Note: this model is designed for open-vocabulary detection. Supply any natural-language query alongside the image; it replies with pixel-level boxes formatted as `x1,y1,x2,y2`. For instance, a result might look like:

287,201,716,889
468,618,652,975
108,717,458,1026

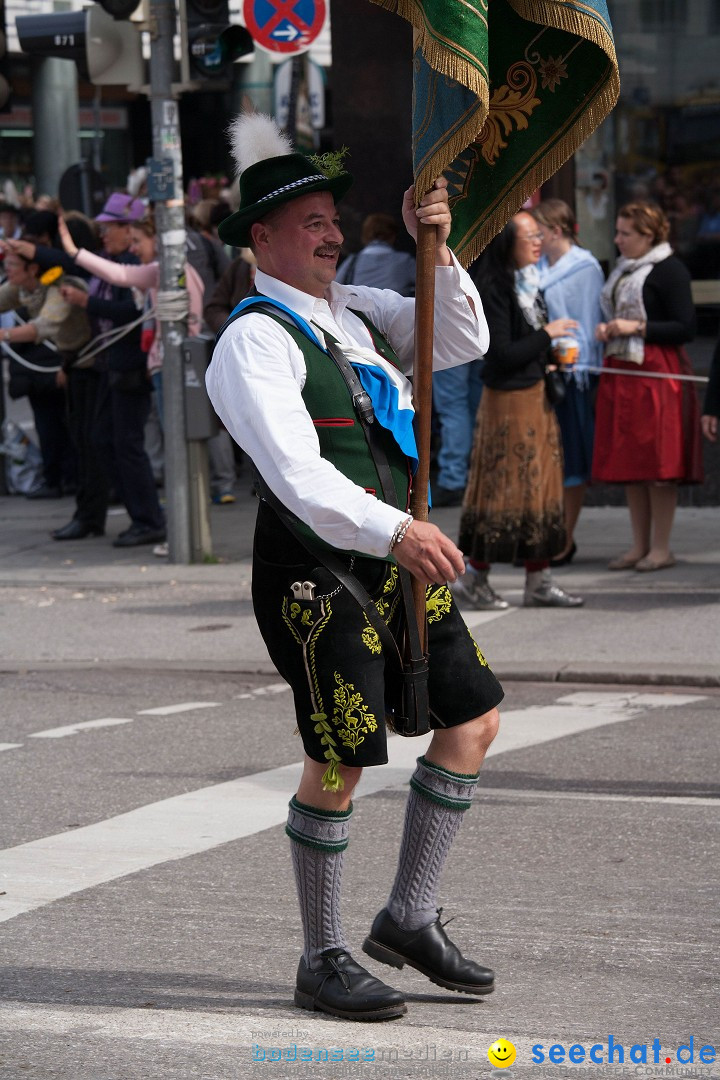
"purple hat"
95,193,146,223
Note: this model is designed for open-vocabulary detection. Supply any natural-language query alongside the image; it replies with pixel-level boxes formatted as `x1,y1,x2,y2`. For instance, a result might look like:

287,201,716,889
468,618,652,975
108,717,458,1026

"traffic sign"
242,0,326,55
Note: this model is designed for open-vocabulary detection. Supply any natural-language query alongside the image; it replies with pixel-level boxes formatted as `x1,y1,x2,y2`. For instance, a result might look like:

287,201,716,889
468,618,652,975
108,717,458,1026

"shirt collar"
253,268,356,327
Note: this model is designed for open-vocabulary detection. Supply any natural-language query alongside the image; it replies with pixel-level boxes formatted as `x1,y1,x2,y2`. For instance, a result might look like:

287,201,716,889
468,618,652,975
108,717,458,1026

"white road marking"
7,688,285,751
137,701,221,715
557,691,708,708
478,788,720,807
29,718,134,740
0,692,706,926
462,607,515,628
0,1004,545,1063
0,743,23,753
234,682,291,698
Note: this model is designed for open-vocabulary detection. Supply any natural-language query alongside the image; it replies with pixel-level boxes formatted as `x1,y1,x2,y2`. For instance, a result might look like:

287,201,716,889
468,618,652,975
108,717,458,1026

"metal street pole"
148,0,192,563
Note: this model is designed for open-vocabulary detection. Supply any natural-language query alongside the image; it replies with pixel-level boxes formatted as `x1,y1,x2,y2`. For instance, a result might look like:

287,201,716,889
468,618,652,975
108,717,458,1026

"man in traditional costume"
206,115,504,1022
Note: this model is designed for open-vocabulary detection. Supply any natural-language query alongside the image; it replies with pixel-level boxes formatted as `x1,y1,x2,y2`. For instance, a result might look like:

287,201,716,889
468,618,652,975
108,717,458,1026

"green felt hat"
218,152,353,248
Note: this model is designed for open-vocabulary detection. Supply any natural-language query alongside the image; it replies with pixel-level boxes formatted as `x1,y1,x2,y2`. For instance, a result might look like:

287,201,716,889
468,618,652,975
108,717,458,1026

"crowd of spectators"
1,174,718,579
0,174,253,551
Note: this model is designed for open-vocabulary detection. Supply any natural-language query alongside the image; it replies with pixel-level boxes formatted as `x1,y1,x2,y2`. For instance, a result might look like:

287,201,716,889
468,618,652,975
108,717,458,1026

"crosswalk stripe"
0,1004,547,1062
29,718,134,740
477,788,720,807
137,701,222,715
0,693,706,925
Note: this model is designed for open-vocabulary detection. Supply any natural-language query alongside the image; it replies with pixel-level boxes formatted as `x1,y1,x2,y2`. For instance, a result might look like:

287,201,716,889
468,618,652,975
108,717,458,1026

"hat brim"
218,173,353,248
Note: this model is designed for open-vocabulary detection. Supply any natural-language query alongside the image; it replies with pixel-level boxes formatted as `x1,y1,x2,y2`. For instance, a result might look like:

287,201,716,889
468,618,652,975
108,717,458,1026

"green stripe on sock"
285,824,349,853
409,776,472,812
289,795,353,820
418,755,479,783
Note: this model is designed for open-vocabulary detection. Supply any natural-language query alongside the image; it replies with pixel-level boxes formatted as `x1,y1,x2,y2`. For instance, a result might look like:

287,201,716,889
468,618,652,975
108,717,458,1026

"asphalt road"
1,669,718,1080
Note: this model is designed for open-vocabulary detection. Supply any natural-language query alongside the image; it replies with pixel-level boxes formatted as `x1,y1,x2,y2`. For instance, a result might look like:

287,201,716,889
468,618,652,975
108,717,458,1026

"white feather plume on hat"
228,113,293,177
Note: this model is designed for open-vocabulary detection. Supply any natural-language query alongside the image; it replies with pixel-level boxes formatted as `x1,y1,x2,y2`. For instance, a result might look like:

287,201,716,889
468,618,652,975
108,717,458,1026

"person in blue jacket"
535,199,605,565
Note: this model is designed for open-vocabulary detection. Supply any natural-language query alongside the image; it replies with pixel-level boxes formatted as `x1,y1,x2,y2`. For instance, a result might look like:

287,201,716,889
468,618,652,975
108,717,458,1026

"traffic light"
179,0,253,85
16,4,144,88
97,0,142,18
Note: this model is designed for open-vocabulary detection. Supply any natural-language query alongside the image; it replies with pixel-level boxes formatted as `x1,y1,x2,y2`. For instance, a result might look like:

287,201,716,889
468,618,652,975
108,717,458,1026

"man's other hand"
393,519,466,585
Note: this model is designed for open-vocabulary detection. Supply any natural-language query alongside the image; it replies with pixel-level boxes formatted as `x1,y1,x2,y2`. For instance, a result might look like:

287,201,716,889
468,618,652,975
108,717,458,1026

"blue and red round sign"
243,0,327,55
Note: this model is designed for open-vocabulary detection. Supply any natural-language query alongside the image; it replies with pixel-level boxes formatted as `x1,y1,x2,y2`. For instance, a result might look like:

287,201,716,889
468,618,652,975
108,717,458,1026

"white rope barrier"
156,289,190,322
0,278,197,375
0,342,62,373
0,313,63,372
586,365,708,385
75,306,155,364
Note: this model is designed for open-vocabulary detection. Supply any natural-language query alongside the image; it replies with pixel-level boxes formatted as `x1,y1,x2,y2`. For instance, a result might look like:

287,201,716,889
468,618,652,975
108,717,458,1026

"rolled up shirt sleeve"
206,314,406,557
332,250,489,374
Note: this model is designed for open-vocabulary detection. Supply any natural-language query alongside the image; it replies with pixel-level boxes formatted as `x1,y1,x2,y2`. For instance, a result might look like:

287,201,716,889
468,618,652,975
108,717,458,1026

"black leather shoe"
27,484,62,500
294,949,407,1021
363,908,495,995
112,526,166,548
51,520,104,541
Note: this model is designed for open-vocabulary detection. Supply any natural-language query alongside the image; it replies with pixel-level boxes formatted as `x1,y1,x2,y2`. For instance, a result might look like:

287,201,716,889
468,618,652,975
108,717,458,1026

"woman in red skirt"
593,202,703,571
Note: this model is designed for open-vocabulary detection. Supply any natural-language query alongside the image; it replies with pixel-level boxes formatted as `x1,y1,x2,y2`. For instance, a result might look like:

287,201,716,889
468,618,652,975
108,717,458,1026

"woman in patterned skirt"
453,211,584,609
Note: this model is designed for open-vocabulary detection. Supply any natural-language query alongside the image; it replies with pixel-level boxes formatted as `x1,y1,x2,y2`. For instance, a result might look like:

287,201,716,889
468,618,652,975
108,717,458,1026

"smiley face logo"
488,1038,517,1068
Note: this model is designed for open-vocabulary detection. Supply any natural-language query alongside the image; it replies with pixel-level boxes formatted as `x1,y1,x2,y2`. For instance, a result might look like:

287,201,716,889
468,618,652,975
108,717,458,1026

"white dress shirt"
206,254,488,558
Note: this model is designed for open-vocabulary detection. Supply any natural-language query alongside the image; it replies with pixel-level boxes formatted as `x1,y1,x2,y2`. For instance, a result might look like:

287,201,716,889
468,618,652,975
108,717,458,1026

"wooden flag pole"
409,219,437,649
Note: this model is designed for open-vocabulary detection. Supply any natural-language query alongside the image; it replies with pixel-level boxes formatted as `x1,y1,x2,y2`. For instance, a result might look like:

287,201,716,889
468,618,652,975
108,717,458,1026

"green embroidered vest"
258,309,412,559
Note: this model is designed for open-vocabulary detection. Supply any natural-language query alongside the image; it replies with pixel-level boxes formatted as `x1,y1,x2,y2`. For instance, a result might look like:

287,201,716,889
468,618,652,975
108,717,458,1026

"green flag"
370,0,620,266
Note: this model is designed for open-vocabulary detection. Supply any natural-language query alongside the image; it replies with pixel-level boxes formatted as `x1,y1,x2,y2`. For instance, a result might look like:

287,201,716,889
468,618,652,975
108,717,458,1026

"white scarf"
514,264,546,330
600,242,672,364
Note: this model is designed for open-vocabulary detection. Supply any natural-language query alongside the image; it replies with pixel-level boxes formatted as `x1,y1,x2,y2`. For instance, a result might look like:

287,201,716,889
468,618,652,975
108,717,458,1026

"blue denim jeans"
432,360,484,491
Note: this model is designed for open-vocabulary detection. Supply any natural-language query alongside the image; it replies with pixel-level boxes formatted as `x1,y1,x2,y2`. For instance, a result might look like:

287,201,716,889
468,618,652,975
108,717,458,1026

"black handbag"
544,367,567,407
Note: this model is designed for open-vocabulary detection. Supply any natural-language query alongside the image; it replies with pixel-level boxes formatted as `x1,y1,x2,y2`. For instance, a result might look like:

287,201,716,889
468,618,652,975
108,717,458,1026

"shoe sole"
112,536,166,548
362,937,494,996
294,988,407,1021
52,530,104,540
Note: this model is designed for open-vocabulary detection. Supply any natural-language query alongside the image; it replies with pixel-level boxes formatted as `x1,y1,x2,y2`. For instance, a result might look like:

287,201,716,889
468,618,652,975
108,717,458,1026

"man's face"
99,221,132,255
252,191,343,298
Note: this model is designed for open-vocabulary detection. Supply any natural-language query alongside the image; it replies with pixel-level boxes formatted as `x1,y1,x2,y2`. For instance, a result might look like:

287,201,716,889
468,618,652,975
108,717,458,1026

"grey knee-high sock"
387,756,479,931
286,796,351,969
